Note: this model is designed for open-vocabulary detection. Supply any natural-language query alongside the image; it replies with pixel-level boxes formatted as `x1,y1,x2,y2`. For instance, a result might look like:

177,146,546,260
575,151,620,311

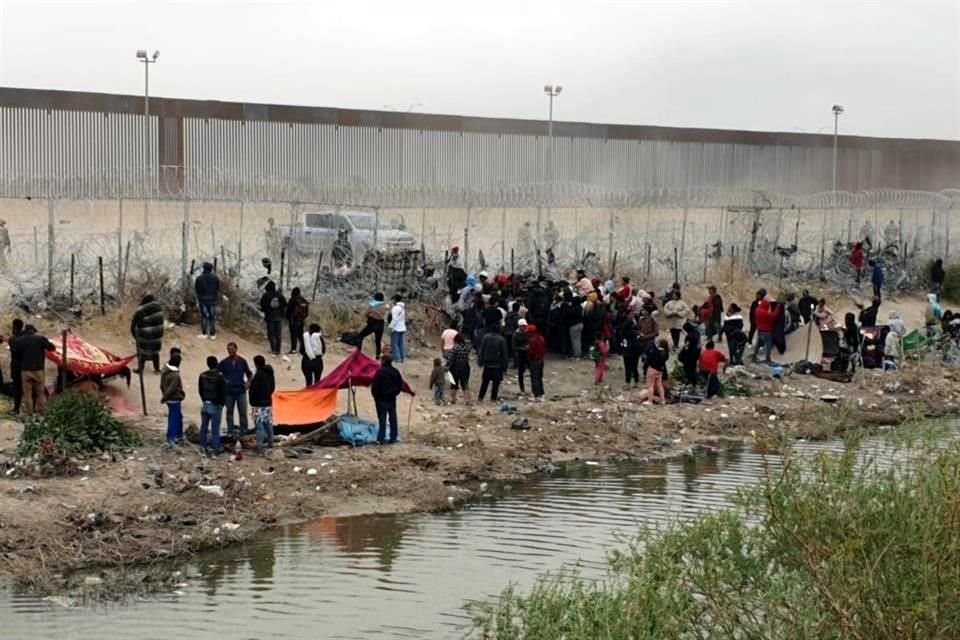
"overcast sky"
1,0,958,139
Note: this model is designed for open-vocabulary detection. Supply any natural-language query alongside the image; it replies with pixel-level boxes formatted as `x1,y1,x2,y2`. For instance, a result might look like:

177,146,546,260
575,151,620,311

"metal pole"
98,256,105,315
181,200,189,293
832,110,839,192
47,199,54,295
59,330,68,393
501,207,506,270
679,207,689,283
69,254,75,307
117,198,123,293
143,58,150,229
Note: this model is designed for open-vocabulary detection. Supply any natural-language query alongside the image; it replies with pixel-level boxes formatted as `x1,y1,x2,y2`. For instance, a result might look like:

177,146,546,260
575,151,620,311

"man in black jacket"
478,330,509,402
194,262,220,340
249,355,276,451
371,354,403,444
197,356,226,454
11,324,55,416
259,281,286,356
747,289,767,345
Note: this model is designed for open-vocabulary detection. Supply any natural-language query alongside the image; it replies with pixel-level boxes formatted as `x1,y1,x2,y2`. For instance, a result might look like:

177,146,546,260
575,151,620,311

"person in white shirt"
389,295,407,363
301,323,326,386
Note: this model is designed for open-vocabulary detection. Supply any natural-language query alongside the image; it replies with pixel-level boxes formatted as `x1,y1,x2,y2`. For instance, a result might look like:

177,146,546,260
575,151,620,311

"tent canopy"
312,349,415,396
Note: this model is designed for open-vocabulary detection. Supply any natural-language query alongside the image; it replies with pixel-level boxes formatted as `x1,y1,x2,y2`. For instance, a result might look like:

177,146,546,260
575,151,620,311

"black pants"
669,328,682,349
301,356,323,387
358,318,385,357
624,349,641,384
478,367,503,402
705,372,721,398
11,366,21,413
289,320,305,354
529,360,544,398
515,350,528,393
136,353,160,373
266,319,283,355
873,284,882,302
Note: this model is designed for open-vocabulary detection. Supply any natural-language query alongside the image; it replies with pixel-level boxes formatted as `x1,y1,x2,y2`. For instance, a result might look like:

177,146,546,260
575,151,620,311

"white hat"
518,318,528,327
478,270,489,279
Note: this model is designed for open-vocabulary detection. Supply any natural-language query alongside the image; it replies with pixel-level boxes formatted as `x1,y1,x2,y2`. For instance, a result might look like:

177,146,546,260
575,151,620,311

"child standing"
698,340,727,399
160,351,185,448
591,335,609,384
429,357,446,405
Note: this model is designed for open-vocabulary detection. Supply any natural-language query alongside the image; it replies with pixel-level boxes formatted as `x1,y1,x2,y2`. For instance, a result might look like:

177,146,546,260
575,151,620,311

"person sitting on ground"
643,338,669,404
699,340,727,399
429,357,446,405
526,323,547,401
371,354,403,444
445,333,472,404
478,327,509,402
722,303,747,366
663,289,691,350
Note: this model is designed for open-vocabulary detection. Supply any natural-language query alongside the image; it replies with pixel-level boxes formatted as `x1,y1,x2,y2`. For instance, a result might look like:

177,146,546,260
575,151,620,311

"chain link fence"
0,174,956,320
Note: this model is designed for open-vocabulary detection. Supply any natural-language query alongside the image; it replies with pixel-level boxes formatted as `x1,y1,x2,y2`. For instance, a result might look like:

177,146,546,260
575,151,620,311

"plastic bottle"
234,439,243,461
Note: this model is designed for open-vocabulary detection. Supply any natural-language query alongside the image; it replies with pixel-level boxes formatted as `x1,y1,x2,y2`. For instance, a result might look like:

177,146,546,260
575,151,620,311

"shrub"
18,392,141,457
469,429,960,639
940,263,960,304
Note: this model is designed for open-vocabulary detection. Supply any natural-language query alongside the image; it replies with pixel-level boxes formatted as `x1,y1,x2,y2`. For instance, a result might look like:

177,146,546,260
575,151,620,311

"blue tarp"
338,414,380,446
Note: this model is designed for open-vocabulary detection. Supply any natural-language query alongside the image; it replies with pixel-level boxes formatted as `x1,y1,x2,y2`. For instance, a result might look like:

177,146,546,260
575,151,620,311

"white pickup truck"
277,209,416,257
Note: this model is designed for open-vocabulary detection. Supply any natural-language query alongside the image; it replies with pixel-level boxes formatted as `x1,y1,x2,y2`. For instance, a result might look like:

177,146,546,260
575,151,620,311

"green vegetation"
18,391,141,457
469,429,960,639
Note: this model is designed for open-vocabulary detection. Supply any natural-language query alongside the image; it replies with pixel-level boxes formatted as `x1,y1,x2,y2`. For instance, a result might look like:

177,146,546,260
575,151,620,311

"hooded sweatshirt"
755,300,775,333
248,365,276,407
302,330,326,360
389,301,407,332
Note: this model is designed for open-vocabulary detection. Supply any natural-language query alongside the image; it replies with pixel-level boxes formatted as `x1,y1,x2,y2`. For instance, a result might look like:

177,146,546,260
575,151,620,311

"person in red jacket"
753,298,776,364
526,324,547,402
849,242,865,287
698,341,727,399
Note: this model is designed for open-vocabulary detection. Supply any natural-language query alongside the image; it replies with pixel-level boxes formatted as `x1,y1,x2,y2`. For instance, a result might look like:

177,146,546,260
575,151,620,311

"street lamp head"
136,49,147,59
544,84,553,94
152,50,160,61
832,104,844,115
555,85,563,95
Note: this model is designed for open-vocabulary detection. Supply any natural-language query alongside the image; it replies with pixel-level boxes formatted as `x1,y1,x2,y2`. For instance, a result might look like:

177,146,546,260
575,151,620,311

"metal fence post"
464,206,471,272
237,200,244,282
47,198,55,295
117,198,124,294
181,199,190,294
679,207,689,283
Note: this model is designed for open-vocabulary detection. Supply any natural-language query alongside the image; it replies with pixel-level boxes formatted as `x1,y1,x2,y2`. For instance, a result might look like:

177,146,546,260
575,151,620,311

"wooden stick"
59,329,68,392
98,256,105,316
312,251,324,300
278,416,342,448
69,254,75,307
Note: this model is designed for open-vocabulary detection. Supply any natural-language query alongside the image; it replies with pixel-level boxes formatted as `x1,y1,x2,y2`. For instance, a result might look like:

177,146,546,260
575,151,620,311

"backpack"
269,295,281,310
293,298,309,321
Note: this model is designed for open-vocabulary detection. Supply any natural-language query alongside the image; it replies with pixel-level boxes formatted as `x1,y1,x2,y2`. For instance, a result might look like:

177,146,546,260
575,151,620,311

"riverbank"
0,297,957,592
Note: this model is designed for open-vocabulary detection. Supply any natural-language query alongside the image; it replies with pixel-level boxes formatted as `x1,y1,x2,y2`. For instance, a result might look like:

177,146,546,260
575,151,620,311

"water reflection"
3,446,791,640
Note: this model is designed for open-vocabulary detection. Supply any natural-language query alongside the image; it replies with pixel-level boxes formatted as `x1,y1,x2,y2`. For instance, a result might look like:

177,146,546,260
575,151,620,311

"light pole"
137,49,159,226
831,104,844,192
542,85,562,255
543,84,562,185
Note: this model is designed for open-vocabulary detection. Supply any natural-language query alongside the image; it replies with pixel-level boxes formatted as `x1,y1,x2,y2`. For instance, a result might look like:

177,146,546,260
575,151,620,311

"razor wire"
0,172,956,319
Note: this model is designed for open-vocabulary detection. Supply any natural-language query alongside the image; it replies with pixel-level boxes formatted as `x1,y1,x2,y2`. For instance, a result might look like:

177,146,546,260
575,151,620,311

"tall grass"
468,428,960,639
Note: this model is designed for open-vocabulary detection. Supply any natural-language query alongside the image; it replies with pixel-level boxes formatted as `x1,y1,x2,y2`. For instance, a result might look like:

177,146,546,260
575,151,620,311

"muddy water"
1,444,838,639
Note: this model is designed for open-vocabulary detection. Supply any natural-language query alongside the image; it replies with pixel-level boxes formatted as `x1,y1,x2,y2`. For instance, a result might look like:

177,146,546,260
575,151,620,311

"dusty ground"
0,284,956,593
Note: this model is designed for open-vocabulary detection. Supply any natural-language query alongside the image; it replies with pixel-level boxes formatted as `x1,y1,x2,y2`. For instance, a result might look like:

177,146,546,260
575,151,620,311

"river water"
1,442,841,639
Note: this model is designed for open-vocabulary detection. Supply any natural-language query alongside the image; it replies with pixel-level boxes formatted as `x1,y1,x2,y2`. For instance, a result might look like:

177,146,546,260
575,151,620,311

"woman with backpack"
301,322,326,386
286,287,309,355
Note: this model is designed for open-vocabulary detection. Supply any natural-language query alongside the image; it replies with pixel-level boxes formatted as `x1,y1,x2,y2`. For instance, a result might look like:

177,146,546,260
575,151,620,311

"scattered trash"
585,461,600,466
222,522,240,531
306,468,318,476
510,418,530,431
83,576,103,586
198,485,224,497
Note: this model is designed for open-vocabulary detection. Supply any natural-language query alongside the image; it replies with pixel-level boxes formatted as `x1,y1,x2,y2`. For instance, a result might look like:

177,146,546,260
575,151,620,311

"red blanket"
45,333,135,377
